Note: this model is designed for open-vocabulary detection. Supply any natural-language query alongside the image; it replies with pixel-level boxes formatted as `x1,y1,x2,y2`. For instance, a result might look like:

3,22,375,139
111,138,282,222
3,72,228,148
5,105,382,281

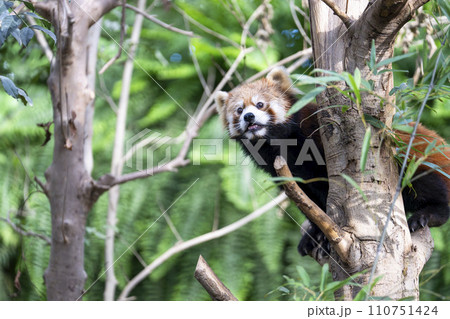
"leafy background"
0,0,449,300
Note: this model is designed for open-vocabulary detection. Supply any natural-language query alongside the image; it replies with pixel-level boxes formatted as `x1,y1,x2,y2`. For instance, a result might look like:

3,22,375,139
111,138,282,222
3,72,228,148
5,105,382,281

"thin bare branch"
0,216,51,245
289,0,311,45
125,3,196,37
240,3,265,47
99,0,126,75
98,75,118,113
103,0,147,301
274,156,351,262
195,255,238,301
34,176,49,196
183,16,211,96
158,201,183,242
321,0,353,28
117,193,288,300
245,48,312,83
26,16,54,62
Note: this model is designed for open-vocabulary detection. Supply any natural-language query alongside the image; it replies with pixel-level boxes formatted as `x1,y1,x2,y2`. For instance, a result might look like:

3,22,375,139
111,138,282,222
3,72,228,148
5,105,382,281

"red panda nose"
244,113,255,123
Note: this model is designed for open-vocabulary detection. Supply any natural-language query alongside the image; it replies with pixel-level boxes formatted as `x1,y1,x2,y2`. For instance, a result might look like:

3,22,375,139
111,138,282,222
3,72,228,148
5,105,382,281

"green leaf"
392,124,413,133
354,276,382,300
11,28,21,45
341,173,368,201
278,286,290,294
360,126,371,172
319,263,329,292
402,157,424,188
424,139,437,155
375,52,416,68
312,69,344,79
17,88,33,106
292,74,342,86
23,1,35,12
364,114,386,129
361,78,373,90
20,27,34,47
0,75,18,98
296,266,311,287
30,25,56,44
1,15,21,38
377,69,408,75
354,68,361,89
288,86,326,115
24,12,45,20
369,39,376,74
346,72,361,104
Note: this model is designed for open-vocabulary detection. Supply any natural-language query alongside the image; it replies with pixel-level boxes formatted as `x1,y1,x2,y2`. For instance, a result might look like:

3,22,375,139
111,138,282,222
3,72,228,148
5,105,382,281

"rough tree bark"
34,0,118,301
307,0,434,299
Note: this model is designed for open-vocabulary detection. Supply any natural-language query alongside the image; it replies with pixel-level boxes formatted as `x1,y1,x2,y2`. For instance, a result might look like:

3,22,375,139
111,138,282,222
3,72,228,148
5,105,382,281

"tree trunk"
36,0,118,301
308,0,433,299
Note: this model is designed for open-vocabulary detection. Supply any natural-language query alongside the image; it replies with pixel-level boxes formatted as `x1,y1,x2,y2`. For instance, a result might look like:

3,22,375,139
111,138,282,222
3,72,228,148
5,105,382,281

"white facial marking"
227,113,238,136
270,100,287,123
251,95,259,105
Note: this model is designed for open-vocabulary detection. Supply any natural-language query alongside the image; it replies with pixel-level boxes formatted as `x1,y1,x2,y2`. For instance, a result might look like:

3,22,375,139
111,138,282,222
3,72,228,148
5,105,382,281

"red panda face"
215,67,298,140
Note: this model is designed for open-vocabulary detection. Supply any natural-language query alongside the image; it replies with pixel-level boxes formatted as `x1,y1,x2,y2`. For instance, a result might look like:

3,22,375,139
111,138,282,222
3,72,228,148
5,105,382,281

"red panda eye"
256,102,264,109
237,107,243,114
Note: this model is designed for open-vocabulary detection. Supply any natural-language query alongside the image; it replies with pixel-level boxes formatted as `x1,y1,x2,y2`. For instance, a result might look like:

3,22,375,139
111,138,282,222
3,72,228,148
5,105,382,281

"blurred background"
0,0,449,300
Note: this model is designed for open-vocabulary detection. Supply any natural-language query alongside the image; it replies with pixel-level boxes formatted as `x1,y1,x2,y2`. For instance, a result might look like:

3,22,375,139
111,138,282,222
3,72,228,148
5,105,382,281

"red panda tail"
394,123,450,198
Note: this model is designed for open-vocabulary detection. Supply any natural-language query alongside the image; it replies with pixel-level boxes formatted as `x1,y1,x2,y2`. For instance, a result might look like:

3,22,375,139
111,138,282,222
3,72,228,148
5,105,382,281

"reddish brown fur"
395,123,450,196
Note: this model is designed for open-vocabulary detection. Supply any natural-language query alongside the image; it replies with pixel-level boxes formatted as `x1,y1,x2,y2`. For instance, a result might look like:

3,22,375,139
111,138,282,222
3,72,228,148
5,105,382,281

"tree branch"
117,193,287,300
31,0,57,22
194,255,238,301
88,0,122,26
289,0,311,45
0,216,51,245
356,0,430,42
103,0,148,301
99,0,126,75
321,0,353,28
274,156,351,262
26,16,54,62
244,48,312,83
125,4,196,37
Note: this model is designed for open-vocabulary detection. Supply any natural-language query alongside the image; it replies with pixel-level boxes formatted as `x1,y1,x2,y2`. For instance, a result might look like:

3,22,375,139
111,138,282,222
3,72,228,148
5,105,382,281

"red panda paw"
408,214,429,233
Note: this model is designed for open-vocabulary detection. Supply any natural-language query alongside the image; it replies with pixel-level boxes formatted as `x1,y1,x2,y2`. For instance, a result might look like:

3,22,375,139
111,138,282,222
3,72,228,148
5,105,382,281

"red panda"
215,67,450,256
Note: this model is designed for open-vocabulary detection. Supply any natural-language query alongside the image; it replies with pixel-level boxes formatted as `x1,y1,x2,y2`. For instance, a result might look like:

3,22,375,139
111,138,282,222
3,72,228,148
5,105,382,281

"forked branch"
274,156,351,262
321,0,353,28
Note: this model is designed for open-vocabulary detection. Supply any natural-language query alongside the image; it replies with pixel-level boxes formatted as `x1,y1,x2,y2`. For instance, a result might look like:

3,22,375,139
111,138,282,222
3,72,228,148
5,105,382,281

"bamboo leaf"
319,263,329,292
288,86,326,115
341,174,368,201
360,126,371,172
296,266,311,287
375,52,416,68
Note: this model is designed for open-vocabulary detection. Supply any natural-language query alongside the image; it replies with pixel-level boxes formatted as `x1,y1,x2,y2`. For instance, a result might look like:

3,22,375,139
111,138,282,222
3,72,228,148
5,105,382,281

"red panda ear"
215,91,229,113
266,67,295,93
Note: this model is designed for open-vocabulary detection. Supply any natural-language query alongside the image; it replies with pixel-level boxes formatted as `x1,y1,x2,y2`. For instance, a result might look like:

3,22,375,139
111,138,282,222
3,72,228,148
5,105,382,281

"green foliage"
268,264,377,301
0,0,448,302
0,0,55,105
